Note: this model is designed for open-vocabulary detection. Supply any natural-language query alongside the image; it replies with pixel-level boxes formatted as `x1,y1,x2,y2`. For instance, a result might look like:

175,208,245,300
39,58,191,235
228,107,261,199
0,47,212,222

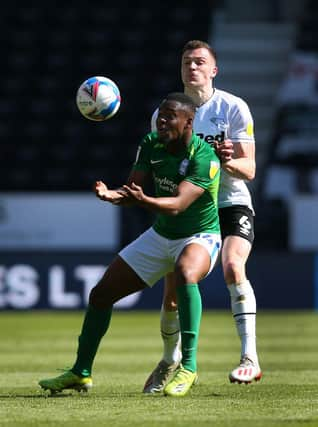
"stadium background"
1,0,317,310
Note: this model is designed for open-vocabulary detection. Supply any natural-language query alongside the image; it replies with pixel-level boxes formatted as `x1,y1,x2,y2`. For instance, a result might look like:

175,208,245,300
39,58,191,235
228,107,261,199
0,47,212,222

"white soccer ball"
76,76,121,121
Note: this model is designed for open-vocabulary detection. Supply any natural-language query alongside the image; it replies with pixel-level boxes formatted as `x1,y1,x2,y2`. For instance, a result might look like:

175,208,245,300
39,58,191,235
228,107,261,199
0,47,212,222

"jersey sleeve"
185,148,220,190
229,98,255,144
132,134,152,172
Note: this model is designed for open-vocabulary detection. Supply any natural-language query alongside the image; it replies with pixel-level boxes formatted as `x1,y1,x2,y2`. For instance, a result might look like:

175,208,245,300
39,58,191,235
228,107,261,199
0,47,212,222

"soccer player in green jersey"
39,92,221,397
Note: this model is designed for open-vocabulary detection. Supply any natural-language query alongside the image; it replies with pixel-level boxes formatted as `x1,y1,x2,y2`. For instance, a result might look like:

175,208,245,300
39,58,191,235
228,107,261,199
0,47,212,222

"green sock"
176,283,202,372
72,304,112,377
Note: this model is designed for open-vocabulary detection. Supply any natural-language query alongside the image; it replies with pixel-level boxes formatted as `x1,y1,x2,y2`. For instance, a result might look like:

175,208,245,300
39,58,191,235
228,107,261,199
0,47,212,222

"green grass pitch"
0,310,317,427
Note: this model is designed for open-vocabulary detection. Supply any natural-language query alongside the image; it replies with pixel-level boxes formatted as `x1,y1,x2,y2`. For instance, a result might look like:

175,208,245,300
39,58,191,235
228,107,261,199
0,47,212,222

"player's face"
156,101,192,144
181,47,218,90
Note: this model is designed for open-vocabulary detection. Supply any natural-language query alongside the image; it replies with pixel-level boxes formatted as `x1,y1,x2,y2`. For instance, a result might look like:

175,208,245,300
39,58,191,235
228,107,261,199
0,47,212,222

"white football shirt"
151,88,255,211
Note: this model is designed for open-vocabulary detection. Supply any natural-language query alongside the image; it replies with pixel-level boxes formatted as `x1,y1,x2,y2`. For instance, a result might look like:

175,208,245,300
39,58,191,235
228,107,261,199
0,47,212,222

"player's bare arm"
219,141,255,181
123,180,204,215
94,170,149,205
94,181,126,203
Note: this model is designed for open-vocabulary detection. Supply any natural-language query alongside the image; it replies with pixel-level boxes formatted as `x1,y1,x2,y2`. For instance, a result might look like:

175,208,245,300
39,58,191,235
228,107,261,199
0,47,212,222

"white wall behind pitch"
0,193,120,250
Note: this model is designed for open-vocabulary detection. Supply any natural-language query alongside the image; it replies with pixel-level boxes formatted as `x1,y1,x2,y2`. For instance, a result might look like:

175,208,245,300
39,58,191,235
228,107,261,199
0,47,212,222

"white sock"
228,280,259,365
160,306,181,365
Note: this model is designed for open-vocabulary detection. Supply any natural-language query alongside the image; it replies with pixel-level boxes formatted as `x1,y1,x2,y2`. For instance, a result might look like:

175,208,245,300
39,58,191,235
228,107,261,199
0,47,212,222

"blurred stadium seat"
257,0,318,248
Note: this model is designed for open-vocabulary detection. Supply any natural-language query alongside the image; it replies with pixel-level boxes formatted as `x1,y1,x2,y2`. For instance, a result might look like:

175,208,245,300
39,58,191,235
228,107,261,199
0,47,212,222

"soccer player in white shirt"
143,40,262,393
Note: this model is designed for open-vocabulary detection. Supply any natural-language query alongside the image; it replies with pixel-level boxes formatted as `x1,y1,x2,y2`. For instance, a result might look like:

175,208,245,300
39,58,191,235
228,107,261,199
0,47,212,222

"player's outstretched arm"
123,180,204,215
94,170,149,205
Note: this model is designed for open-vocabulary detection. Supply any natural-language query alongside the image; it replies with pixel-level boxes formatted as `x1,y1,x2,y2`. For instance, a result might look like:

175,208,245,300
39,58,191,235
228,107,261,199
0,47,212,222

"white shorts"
119,227,221,287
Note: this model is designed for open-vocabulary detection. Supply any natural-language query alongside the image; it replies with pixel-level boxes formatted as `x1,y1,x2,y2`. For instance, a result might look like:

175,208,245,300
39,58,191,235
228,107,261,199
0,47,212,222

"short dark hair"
164,92,197,114
182,39,217,63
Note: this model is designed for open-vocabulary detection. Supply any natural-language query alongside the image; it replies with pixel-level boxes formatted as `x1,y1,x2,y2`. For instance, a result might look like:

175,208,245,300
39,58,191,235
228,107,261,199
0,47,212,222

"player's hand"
94,180,110,200
94,180,125,203
214,139,234,162
122,182,145,202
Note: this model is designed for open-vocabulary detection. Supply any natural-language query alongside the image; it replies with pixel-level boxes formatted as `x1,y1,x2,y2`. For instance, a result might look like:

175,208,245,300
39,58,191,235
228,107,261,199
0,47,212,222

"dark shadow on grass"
0,392,87,399
102,392,149,398
0,391,143,399
0,391,224,399
205,392,224,397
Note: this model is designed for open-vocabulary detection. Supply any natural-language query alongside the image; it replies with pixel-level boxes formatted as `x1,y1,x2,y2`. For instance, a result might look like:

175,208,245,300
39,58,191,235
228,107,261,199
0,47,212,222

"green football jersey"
133,132,220,239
